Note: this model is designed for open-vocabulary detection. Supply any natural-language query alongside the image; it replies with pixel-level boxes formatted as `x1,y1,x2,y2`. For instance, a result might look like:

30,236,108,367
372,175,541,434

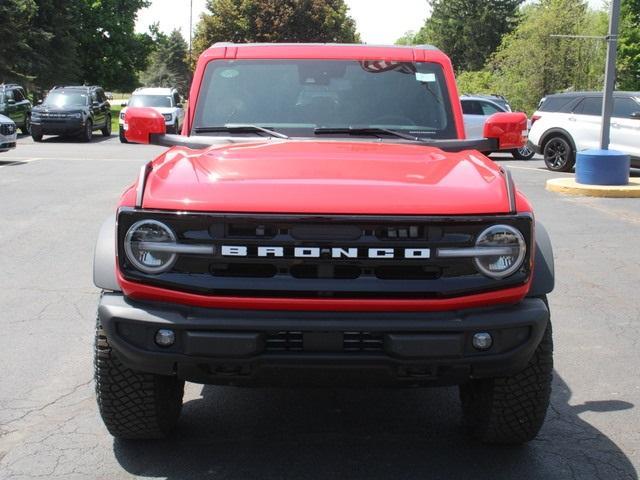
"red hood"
141,140,511,215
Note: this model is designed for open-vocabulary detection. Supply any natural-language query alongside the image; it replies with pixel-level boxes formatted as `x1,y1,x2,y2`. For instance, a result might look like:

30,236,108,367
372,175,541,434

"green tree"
414,0,524,71
193,0,360,60
395,30,418,45
0,0,37,83
490,1,607,112
618,0,640,90
76,0,152,91
142,29,192,96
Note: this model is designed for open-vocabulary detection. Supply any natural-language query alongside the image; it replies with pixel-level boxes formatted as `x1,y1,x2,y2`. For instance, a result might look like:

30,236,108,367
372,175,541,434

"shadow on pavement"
113,371,636,479
35,134,113,144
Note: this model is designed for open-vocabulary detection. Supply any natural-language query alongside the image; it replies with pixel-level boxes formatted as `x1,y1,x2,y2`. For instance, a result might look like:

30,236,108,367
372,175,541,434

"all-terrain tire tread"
94,319,184,439
460,319,553,444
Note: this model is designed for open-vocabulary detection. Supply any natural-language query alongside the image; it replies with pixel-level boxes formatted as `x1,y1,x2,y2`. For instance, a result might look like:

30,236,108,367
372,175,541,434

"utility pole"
189,0,193,65
599,0,621,150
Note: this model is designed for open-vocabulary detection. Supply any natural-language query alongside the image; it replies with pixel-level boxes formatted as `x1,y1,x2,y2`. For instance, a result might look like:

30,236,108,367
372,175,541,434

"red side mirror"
483,112,528,150
124,107,166,144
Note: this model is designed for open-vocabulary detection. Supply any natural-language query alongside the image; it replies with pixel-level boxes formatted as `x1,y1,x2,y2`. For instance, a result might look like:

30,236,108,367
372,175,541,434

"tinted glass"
480,101,501,115
576,97,602,116
461,100,482,115
194,59,456,138
613,97,639,118
129,95,173,108
13,89,24,102
44,91,88,107
539,96,579,112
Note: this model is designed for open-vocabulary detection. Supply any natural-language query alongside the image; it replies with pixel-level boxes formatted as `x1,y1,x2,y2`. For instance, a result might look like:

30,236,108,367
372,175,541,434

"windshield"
0,92,4,104
193,59,456,139
129,95,173,108
43,91,88,108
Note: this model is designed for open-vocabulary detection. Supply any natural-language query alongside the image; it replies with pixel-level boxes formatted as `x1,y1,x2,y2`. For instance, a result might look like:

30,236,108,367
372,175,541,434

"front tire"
543,136,575,172
82,120,93,142
101,115,112,137
31,132,43,142
94,319,184,439
22,115,31,135
119,126,128,143
459,316,553,444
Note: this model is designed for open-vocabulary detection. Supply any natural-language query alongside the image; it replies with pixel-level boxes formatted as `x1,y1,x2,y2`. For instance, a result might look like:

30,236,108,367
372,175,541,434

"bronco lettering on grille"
220,246,431,259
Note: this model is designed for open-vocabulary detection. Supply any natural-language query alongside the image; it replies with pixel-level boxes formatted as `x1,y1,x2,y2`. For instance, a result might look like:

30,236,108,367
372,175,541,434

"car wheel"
94,318,184,439
31,132,43,142
82,120,93,142
511,145,535,160
101,115,112,137
119,126,128,143
460,312,553,444
543,136,575,172
22,115,31,135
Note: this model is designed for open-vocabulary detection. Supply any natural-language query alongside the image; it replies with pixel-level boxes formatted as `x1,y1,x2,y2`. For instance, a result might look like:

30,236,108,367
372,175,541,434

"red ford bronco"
93,43,554,444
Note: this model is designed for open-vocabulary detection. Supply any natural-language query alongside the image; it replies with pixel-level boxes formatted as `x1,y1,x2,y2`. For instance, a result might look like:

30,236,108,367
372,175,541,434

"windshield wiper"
314,126,420,142
194,124,289,139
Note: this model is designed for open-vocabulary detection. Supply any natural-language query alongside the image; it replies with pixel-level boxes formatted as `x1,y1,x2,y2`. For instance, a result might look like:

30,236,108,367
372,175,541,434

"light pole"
189,0,193,65
599,0,622,150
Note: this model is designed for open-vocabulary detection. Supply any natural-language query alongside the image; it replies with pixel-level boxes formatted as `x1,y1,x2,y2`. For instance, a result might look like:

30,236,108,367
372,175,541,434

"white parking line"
507,165,573,175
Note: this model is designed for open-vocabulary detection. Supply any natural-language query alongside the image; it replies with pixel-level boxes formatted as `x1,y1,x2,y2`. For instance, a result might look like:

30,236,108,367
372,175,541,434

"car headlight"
124,220,177,274
119,112,125,120
70,113,82,119
472,225,526,279
162,113,173,121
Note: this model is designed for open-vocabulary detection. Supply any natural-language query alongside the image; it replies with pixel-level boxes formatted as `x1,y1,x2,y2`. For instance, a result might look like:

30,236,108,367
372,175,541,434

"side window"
480,101,501,115
173,92,181,106
13,89,24,102
613,97,639,118
579,97,602,116
91,91,98,104
6,89,14,101
461,100,482,115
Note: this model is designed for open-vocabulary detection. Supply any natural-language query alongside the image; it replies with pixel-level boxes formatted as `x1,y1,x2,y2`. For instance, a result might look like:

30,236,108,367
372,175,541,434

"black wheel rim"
545,140,568,169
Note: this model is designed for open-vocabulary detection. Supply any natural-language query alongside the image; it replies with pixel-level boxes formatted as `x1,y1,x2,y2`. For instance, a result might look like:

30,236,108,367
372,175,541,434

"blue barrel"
575,149,630,186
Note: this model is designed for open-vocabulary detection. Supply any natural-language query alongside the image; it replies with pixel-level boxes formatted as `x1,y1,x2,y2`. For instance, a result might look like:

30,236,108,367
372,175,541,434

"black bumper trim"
527,139,542,155
98,293,549,386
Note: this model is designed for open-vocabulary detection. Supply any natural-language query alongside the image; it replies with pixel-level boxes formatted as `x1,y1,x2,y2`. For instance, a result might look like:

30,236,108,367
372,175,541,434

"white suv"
528,92,640,171
119,87,185,142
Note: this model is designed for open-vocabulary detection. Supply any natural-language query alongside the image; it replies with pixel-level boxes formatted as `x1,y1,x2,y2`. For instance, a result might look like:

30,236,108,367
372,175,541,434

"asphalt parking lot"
1,133,639,480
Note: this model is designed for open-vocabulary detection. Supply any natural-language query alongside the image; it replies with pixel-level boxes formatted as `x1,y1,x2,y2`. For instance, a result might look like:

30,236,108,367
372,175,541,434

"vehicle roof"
200,42,449,64
133,87,175,95
51,85,101,91
544,91,640,98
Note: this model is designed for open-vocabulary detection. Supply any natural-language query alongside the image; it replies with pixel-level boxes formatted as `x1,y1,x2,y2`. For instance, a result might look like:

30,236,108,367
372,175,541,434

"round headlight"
473,225,526,279
124,220,177,274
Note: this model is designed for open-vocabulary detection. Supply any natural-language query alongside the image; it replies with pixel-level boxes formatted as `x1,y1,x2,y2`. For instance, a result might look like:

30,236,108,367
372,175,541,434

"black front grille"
0,123,16,135
118,209,533,299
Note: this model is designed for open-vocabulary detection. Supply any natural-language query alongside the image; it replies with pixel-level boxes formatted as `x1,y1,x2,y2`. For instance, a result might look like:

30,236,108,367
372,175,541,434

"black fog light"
472,332,493,351
155,329,176,347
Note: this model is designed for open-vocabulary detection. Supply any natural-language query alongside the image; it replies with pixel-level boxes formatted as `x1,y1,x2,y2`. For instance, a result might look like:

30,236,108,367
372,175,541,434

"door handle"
568,117,576,122
612,123,620,128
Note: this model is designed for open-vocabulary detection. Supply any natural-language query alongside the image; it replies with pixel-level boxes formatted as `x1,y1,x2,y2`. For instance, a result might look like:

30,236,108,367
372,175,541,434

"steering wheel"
370,114,416,126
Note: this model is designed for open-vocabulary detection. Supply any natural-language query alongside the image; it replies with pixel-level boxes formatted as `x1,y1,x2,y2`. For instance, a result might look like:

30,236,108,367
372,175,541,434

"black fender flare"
539,128,576,153
93,214,120,291
528,221,555,297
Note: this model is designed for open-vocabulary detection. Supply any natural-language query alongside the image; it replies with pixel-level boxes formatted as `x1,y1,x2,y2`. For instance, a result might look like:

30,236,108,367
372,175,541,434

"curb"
546,177,640,198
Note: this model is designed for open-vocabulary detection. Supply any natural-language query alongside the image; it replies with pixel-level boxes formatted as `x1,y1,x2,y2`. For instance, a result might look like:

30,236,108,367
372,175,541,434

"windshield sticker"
220,69,239,79
415,72,436,83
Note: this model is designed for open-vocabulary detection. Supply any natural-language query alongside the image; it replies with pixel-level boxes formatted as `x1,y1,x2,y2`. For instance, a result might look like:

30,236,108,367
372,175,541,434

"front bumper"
31,118,85,136
98,293,549,386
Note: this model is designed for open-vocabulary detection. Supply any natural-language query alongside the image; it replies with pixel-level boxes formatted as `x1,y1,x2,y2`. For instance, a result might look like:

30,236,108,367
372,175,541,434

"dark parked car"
31,85,111,142
0,84,32,134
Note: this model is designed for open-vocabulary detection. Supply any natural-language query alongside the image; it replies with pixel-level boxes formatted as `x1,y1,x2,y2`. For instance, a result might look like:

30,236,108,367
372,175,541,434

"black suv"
31,86,111,142
0,84,32,134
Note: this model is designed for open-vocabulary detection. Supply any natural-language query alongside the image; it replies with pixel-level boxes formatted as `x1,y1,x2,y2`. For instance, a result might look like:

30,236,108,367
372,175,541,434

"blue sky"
137,0,607,45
